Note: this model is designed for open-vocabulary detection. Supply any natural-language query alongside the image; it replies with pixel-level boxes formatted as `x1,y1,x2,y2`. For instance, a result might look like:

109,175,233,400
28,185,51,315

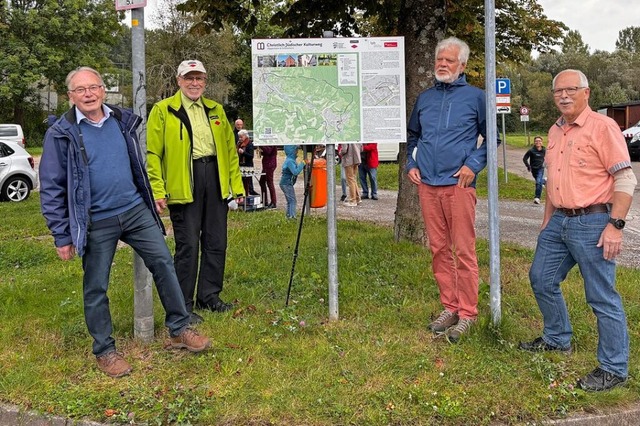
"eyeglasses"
552,86,586,97
180,76,207,84
69,85,103,95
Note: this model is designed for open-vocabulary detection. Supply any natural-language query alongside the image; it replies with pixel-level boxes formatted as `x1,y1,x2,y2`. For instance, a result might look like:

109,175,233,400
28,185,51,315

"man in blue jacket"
40,67,211,378
406,37,491,344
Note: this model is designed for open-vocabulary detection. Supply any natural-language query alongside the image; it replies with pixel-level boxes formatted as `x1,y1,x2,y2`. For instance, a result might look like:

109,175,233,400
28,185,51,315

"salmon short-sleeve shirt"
546,107,631,209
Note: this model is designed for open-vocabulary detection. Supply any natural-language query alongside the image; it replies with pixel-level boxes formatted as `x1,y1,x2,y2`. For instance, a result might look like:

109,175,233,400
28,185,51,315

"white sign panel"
496,96,511,105
520,115,530,122
251,37,406,145
115,0,146,11
497,106,511,114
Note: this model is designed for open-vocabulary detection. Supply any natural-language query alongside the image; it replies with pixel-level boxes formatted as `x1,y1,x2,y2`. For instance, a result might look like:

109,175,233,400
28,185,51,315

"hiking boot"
427,310,459,333
577,367,626,392
519,336,572,354
96,351,132,378
445,318,476,344
170,328,211,352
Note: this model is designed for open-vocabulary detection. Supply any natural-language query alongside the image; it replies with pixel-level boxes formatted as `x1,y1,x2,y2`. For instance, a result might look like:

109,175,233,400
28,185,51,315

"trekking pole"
286,145,315,306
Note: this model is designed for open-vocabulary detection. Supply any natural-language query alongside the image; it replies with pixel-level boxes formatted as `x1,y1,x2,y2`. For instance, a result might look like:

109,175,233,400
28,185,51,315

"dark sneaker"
371,196,378,200
577,367,626,392
340,195,347,202
170,328,211,352
196,299,234,313
189,312,204,325
519,337,572,354
445,318,476,344
428,310,459,333
362,194,370,199
96,351,132,378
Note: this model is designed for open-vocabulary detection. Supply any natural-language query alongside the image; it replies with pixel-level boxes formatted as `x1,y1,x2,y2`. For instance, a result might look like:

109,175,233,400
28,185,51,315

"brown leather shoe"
96,352,132,378
170,328,212,352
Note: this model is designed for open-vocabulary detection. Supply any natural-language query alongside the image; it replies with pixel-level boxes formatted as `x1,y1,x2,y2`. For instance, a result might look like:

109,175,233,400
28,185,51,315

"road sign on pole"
496,78,511,115
496,78,510,95
115,0,147,11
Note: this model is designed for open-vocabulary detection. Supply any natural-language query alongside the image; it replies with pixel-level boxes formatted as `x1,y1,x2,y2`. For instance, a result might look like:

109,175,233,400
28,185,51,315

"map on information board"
251,37,406,146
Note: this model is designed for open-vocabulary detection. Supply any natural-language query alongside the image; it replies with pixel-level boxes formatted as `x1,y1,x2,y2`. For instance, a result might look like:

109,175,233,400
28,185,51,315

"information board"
251,37,406,146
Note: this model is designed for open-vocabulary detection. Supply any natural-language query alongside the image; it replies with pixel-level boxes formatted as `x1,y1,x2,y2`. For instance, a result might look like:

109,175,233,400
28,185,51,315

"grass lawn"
0,193,639,425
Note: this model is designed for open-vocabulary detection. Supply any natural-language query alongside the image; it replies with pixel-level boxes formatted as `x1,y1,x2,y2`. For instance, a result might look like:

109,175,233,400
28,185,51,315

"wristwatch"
609,218,626,230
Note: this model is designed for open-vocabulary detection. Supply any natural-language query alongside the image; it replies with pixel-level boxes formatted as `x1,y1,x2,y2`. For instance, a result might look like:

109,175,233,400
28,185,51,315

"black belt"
194,156,216,163
557,204,610,217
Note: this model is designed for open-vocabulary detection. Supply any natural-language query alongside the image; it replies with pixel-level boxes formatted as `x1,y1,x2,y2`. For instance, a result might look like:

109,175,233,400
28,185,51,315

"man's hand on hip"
407,168,422,185
598,225,623,261
453,165,476,188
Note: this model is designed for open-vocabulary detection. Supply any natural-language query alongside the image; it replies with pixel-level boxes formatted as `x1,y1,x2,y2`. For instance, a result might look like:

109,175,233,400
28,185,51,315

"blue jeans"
280,183,296,218
529,211,628,377
531,167,545,199
358,164,378,197
82,203,190,356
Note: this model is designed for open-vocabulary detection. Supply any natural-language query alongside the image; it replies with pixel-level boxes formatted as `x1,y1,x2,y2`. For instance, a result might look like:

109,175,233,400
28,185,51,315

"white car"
0,124,26,148
623,120,640,140
0,140,38,202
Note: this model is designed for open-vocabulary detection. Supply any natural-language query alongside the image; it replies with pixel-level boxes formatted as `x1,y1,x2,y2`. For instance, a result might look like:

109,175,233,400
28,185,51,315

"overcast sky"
140,0,635,53
537,0,638,52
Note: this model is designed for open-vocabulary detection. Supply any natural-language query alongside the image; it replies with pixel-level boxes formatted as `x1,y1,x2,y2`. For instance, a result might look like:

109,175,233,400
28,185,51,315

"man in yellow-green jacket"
147,60,244,324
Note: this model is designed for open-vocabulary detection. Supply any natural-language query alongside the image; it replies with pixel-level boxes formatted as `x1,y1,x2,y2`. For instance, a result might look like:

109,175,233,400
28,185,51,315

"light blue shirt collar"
75,104,113,128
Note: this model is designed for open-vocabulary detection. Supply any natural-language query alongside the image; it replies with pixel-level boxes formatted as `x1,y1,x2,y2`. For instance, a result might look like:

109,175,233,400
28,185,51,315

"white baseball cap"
176,60,207,76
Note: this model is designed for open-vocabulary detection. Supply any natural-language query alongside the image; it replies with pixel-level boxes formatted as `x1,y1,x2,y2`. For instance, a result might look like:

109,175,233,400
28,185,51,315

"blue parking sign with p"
496,78,510,95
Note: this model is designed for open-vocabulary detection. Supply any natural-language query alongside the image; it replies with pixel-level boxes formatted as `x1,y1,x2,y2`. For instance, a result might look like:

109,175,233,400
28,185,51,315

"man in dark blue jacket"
406,37,492,344
40,67,211,378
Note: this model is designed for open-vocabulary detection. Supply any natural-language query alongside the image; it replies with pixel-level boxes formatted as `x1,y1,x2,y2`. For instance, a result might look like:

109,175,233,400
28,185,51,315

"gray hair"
435,37,470,64
238,129,249,138
552,69,589,89
65,66,104,90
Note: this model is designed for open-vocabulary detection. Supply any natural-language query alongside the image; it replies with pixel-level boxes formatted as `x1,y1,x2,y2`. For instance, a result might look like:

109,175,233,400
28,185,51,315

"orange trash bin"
310,158,327,208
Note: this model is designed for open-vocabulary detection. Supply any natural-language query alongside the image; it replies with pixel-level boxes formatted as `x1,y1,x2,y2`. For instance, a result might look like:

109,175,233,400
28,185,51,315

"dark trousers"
169,158,228,311
259,166,277,206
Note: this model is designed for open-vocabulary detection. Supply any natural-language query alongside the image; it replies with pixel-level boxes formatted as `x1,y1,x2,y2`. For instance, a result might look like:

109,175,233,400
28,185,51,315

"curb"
3,401,640,426
0,403,104,426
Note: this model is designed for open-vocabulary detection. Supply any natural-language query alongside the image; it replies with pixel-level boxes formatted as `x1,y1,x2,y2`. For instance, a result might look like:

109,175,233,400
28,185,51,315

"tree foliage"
0,0,123,124
616,26,640,53
144,0,242,118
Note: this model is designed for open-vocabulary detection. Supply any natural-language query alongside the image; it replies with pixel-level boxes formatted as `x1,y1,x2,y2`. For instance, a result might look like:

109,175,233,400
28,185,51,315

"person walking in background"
340,143,362,207
519,69,636,392
259,144,278,208
40,67,211,378
147,60,245,321
359,142,379,200
523,136,546,204
406,37,493,344
237,129,257,196
279,145,305,219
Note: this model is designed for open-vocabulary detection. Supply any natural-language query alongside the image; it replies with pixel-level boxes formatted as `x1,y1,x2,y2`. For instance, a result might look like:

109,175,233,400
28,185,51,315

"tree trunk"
394,0,447,244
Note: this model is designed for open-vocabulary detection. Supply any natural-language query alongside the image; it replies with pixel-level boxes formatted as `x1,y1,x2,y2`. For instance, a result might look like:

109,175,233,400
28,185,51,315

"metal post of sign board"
130,6,154,342
322,30,339,322
485,0,501,325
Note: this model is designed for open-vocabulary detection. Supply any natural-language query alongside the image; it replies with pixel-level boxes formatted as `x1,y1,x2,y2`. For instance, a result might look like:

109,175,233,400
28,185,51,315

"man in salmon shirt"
519,69,636,392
